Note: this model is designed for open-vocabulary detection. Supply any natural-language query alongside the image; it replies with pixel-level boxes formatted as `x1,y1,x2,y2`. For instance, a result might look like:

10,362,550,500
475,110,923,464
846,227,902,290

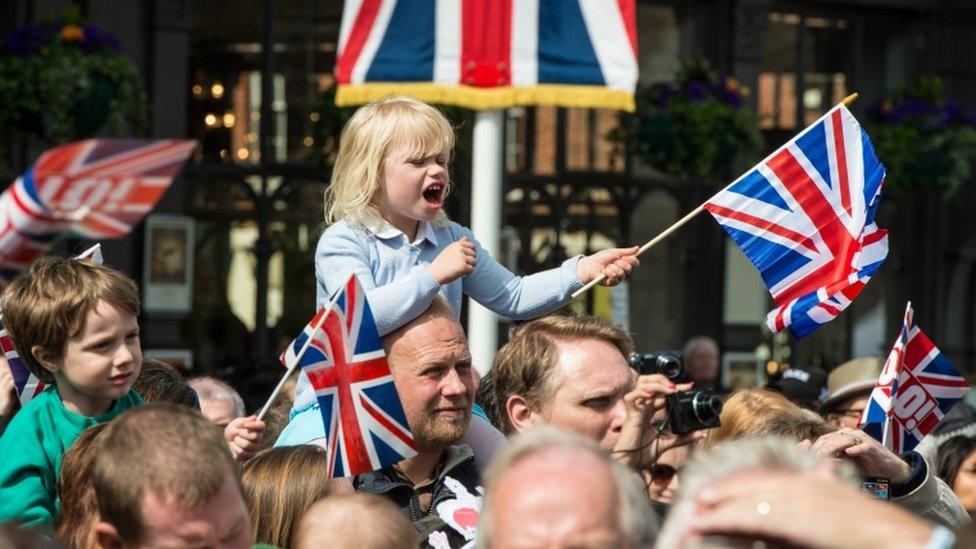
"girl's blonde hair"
324,96,455,226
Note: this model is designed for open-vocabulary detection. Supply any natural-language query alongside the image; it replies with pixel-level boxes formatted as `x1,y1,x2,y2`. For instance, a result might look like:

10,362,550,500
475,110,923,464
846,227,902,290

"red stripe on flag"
818,302,841,316
774,306,787,332
461,0,512,87
831,109,852,216
904,332,936,370
766,148,859,303
862,228,887,246
616,0,638,57
917,376,968,388
10,187,56,222
359,393,417,450
335,0,384,84
705,203,819,254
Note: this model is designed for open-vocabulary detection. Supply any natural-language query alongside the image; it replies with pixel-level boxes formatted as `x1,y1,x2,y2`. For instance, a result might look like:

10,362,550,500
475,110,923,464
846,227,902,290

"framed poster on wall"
142,214,194,313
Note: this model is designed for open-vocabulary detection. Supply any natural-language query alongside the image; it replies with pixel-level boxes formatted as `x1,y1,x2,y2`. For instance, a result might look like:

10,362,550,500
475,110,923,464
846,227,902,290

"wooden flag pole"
572,92,860,299
256,289,343,421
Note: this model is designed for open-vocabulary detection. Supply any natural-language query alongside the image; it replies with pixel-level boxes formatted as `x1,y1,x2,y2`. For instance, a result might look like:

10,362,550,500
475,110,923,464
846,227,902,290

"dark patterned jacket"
354,444,483,548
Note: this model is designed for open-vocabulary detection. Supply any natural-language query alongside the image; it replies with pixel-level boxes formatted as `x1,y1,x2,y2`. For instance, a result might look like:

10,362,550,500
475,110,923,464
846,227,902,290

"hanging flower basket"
615,60,762,181
0,7,148,150
866,76,976,198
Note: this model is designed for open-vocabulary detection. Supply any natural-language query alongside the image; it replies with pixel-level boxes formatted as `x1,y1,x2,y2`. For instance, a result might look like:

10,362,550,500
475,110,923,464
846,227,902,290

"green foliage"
0,9,148,179
617,60,763,180
866,76,976,197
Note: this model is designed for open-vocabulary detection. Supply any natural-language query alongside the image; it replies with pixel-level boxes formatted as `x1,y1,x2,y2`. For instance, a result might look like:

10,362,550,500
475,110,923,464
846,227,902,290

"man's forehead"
388,316,469,357
551,337,630,382
394,315,464,342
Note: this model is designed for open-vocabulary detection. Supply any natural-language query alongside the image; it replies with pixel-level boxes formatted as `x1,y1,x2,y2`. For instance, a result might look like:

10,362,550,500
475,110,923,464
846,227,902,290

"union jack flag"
705,104,887,339
335,0,637,111
0,139,196,284
0,325,43,405
284,275,417,477
860,302,970,454
0,244,103,404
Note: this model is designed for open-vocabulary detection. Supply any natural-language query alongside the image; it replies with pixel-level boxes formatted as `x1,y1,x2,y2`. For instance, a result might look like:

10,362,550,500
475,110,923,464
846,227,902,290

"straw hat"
821,357,883,411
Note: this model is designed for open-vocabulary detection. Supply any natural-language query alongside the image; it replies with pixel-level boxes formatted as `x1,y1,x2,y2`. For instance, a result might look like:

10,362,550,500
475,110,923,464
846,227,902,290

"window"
758,12,851,131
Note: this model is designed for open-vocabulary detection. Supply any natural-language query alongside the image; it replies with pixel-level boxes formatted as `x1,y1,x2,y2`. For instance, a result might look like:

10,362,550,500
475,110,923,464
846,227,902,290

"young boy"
0,257,144,527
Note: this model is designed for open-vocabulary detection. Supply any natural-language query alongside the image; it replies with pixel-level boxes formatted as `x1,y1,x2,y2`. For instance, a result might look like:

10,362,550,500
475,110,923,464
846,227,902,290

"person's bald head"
478,427,656,548
380,297,477,452
294,494,415,548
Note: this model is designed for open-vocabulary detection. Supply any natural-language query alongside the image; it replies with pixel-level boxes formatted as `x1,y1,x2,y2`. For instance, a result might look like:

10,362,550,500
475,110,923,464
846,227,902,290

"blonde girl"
317,96,638,336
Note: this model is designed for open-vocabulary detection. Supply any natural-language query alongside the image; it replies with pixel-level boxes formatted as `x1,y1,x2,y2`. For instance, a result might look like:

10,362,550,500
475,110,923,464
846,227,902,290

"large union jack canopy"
335,0,638,111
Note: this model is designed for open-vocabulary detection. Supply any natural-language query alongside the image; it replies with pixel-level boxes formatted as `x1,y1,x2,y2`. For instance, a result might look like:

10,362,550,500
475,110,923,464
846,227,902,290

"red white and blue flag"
335,0,638,111
0,244,103,405
283,275,417,477
0,139,196,284
860,303,970,454
0,325,43,406
705,104,887,339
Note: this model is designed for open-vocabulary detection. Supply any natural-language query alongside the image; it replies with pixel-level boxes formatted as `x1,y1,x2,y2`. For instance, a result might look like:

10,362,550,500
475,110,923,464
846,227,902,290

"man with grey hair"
188,376,246,428
657,436,956,548
477,427,657,549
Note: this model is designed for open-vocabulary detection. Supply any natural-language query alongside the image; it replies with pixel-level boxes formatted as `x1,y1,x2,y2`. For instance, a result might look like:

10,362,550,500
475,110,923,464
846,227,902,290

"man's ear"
506,395,541,433
94,521,124,548
31,345,60,376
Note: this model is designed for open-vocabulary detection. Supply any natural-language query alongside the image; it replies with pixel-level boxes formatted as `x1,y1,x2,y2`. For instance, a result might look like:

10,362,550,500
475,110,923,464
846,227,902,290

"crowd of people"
0,95,974,547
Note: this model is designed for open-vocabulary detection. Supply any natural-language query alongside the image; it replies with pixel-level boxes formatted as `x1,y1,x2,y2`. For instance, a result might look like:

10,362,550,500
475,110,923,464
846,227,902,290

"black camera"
667,388,723,434
629,351,722,434
628,352,685,381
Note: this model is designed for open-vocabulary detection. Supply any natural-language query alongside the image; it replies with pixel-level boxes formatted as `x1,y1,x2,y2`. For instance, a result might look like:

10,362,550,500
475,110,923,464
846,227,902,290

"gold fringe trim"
335,83,635,112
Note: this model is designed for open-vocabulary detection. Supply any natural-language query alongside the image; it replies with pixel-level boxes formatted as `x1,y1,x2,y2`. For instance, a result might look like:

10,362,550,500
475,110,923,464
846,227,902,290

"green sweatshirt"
0,386,143,528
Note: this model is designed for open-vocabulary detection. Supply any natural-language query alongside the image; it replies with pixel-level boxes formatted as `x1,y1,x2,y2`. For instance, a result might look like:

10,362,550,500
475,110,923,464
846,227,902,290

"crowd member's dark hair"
937,435,976,488
131,358,199,410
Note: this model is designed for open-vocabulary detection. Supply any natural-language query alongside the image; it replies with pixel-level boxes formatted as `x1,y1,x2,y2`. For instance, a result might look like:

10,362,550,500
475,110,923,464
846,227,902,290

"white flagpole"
256,288,344,421
571,93,861,299
467,109,505,377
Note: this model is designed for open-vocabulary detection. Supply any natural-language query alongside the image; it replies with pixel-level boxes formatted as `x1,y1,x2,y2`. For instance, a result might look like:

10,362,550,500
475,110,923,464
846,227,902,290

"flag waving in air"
860,302,970,454
705,104,887,339
0,139,196,285
283,275,417,477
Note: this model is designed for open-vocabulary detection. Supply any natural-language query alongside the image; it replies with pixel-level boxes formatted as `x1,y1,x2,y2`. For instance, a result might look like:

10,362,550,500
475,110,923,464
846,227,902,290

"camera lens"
656,354,682,380
691,391,723,422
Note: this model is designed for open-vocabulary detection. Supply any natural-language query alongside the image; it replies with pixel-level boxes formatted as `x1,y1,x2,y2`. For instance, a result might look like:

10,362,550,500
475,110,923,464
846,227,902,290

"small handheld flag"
860,302,970,454
704,104,887,339
284,275,416,477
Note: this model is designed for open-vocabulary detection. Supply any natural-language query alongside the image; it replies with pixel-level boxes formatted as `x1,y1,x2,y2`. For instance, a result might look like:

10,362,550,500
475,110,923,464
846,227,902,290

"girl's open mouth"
422,183,446,206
